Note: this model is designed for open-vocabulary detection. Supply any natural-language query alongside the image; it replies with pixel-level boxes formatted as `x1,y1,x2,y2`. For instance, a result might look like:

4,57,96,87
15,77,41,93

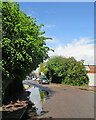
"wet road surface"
23,80,94,119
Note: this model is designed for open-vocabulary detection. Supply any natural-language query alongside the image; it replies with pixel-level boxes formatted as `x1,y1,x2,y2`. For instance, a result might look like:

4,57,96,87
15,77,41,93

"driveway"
24,80,95,119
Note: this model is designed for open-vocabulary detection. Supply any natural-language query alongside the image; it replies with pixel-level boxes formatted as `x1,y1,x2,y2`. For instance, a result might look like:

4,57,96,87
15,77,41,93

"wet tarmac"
23,80,51,116
23,80,95,119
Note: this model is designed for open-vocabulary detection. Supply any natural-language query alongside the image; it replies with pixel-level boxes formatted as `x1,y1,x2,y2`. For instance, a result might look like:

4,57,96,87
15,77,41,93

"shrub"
45,56,89,86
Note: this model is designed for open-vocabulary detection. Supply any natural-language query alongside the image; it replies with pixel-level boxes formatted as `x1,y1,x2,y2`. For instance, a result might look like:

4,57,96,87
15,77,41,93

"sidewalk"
49,83,96,92
70,85,96,92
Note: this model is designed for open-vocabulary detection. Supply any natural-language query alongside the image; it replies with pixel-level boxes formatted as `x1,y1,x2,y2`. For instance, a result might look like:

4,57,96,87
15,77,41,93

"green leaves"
2,2,52,100
45,56,89,86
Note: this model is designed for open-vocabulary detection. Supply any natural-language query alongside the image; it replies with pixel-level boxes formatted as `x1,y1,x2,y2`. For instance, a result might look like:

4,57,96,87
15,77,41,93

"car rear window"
42,78,47,80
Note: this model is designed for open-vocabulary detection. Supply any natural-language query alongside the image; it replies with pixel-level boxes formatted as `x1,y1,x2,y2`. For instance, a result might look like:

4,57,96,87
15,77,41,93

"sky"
18,2,94,66
13,0,95,2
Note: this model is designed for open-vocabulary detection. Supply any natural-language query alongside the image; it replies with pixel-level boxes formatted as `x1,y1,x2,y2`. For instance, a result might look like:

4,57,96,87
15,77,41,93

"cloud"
45,36,60,49
48,37,94,65
45,25,56,28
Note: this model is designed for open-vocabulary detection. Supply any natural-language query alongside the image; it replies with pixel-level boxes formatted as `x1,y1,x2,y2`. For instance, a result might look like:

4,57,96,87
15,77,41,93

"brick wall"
87,65,96,73
86,65,96,86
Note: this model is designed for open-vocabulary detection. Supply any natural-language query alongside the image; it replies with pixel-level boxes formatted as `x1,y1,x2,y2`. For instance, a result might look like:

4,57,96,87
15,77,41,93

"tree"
39,62,47,77
2,2,52,101
45,56,89,86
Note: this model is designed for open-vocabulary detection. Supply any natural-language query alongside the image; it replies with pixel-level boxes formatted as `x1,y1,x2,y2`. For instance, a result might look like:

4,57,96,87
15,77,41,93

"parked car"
39,77,49,84
32,78,36,80
26,77,31,80
36,77,40,81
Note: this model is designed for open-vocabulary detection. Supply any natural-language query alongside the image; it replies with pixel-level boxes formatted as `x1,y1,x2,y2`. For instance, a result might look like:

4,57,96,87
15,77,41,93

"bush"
45,56,89,86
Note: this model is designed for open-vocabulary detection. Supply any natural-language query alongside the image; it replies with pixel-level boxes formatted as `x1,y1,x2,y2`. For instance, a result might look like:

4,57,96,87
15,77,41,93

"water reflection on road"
28,86,42,114
23,80,52,94
25,83,49,115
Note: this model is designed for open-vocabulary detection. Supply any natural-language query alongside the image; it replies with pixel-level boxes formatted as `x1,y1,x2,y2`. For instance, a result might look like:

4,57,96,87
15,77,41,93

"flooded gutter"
23,81,52,95
20,81,52,119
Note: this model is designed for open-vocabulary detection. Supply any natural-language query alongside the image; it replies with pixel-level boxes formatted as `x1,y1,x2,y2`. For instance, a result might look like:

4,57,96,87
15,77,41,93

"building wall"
86,65,96,86
87,73,96,86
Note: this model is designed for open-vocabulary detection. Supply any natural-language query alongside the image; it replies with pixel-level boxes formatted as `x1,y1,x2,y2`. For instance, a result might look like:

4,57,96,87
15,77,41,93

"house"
85,65,96,86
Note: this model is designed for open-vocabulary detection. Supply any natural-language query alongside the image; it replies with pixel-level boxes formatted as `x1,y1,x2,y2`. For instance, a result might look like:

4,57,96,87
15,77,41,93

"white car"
39,77,49,84
36,78,40,81
32,78,36,80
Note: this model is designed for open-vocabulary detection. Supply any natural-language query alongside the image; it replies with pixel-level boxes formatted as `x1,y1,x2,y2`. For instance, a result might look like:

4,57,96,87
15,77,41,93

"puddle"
27,86,49,115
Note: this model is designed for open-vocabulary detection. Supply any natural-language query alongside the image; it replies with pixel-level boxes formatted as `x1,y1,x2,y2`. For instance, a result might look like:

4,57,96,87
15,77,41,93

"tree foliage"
39,62,47,77
45,56,89,86
2,2,51,99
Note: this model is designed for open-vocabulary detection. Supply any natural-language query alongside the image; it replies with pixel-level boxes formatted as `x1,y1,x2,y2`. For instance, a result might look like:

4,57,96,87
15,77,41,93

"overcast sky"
18,2,94,66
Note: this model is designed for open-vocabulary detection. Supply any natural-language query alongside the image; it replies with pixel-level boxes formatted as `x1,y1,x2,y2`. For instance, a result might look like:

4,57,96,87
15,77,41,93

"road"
24,80,95,119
